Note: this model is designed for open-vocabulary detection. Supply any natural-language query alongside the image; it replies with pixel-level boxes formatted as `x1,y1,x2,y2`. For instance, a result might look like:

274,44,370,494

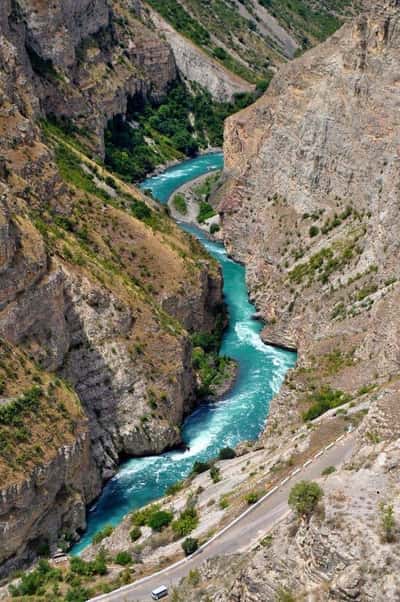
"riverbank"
168,170,222,239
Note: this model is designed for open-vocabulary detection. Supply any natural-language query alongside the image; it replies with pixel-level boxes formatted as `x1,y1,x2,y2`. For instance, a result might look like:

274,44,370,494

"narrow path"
89,433,355,602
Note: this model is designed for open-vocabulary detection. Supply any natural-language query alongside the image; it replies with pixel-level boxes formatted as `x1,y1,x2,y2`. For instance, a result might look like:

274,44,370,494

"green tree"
288,481,323,518
115,551,132,565
219,447,236,460
182,537,199,556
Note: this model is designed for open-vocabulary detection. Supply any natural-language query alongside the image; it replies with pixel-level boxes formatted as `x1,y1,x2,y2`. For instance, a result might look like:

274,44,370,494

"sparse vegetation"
303,387,351,421
92,524,114,545
380,503,396,543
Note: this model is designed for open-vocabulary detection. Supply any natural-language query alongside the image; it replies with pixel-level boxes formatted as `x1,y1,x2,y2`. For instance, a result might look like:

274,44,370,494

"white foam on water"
234,322,270,354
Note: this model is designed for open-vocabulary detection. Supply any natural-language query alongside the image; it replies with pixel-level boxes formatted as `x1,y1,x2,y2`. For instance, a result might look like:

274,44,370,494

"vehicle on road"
151,585,168,599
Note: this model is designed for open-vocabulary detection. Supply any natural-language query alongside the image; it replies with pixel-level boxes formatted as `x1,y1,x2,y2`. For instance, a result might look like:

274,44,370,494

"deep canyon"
1,1,400,601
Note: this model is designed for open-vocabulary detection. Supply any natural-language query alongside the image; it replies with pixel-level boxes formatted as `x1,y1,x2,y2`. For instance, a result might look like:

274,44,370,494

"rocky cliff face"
144,5,254,102
181,0,400,598
221,0,400,434
0,0,223,575
2,0,176,155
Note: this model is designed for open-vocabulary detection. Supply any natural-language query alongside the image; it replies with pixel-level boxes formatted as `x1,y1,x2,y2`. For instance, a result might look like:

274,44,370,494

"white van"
151,585,168,600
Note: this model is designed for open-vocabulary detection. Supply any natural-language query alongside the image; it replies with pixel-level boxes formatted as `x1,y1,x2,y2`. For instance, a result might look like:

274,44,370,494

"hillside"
143,0,358,82
0,0,224,578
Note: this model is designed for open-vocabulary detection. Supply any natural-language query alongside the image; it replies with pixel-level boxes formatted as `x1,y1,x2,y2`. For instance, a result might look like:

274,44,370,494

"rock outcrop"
3,0,176,155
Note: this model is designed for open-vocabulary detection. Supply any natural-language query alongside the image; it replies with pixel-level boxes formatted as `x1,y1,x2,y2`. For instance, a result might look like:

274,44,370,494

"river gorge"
72,153,296,554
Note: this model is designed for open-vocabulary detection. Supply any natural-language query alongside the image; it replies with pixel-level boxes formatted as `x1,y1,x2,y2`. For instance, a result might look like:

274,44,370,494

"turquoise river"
73,152,296,554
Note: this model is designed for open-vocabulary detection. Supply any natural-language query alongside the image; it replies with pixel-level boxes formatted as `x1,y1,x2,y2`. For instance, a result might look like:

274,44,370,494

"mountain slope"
0,0,224,576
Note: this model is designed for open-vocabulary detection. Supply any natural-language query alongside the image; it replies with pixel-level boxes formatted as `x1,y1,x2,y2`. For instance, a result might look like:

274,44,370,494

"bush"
131,503,161,526
256,79,269,93
198,201,216,223
219,496,229,509
321,466,336,476
288,481,323,518
148,510,173,531
309,225,319,237
166,481,184,496
70,552,107,577
131,199,152,221
380,503,396,543
65,586,92,602
191,460,210,475
219,447,236,460
182,537,199,556
245,491,260,505
213,47,227,60
115,551,132,566
172,507,199,537
0,385,42,426
276,588,296,602
92,524,113,545
129,526,142,542
210,465,221,483
9,560,61,597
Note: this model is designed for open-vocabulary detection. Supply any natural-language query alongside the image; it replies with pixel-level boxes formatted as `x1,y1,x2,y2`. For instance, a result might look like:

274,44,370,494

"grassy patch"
289,237,362,286
303,387,351,421
54,143,111,202
172,193,188,215
197,201,216,223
